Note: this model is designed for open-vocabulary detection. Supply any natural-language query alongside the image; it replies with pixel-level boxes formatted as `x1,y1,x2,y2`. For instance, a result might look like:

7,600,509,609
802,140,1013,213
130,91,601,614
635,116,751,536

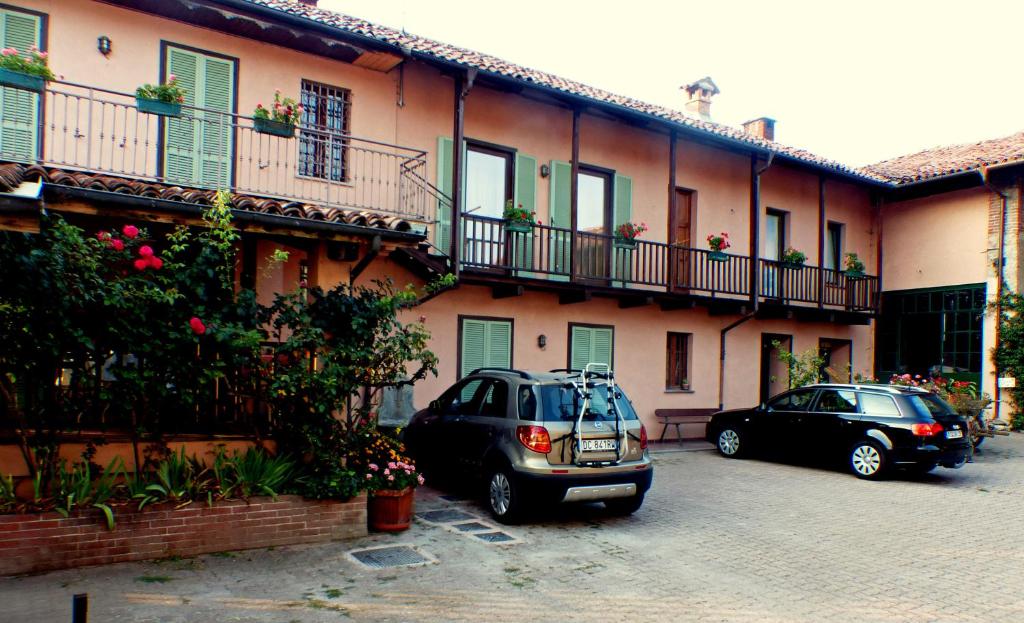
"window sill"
664,388,694,394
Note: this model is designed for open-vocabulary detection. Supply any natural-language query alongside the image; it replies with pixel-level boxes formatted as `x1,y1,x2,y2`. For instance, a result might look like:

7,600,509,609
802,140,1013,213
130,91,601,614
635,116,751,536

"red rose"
133,258,148,271
138,245,154,258
148,256,163,269
111,239,125,251
189,317,206,335
122,225,139,239
96,230,110,240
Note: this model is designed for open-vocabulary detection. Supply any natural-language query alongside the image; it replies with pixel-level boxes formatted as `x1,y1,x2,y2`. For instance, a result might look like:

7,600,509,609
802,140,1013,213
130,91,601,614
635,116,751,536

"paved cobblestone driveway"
5,436,1024,623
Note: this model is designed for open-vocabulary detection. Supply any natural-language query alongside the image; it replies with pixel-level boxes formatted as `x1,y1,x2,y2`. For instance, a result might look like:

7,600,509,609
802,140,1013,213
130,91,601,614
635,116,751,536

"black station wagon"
706,384,972,479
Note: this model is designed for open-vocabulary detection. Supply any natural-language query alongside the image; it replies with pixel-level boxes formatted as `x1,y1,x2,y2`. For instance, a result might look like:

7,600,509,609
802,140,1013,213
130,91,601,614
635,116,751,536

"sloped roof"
862,131,1024,185
0,163,420,234
242,0,888,184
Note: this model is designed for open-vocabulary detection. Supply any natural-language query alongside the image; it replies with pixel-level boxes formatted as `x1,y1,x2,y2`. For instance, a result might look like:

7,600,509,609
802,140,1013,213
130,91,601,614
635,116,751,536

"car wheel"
716,427,745,458
604,493,645,516
849,440,887,480
487,467,523,524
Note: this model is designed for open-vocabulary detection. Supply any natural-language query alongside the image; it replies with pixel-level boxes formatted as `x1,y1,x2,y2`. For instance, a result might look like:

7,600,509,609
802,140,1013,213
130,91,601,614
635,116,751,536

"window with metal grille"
666,332,691,390
298,80,351,182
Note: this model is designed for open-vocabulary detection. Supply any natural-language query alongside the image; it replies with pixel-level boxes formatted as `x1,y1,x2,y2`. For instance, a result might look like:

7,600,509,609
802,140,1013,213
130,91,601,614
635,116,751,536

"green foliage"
993,292,1024,429
224,447,294,500
772,340,827,389
0,46,55,81
0,474,15,513
135,77,186,104
134,447,210,509
844,252,865,274
52,458,125,530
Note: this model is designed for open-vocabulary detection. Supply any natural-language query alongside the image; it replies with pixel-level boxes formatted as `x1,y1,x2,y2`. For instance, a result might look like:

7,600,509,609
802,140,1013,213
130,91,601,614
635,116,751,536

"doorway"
819,338,852,382
670,188,694,291
760,333,792,403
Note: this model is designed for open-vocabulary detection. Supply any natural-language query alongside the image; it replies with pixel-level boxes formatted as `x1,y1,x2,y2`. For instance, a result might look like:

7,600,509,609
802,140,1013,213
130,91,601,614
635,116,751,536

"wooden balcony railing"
460,214,879,312
0,80,436,221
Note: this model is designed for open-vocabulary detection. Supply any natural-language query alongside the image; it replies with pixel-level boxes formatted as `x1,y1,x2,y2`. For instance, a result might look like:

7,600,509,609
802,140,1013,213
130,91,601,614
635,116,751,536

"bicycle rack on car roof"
559,364,628,467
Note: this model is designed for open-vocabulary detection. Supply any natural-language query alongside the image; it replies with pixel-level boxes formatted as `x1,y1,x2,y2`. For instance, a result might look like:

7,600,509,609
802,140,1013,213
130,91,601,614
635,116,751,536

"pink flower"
133,258,148,271
417,475,425,485
38,51,47,59
368,463,378,471
189,317,206,335
383,468,390,475
138,245,154,258
122,224,139,239
96,230,110,240
168,74,176,82
110,239,125,252
387,475,394,481
149,256,163,270
387,462,397,470
365,473,372,480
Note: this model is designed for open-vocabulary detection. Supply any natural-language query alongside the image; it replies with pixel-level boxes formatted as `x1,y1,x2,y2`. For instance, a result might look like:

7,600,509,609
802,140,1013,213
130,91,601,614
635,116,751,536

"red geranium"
189,317,206,335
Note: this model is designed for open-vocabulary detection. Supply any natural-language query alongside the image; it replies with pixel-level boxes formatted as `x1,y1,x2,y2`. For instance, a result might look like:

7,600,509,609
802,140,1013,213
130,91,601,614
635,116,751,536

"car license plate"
946,429,963,440
581,439,617,452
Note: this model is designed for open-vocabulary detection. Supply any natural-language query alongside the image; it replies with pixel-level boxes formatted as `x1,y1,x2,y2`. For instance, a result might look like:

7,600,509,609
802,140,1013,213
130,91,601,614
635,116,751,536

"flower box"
254,117,296,138
136,97,182,118
781,261,805,270
505,220,532,234
0,68,45,93
368,487,414,532
845,270,865,280
708,250,729,262
614,238,637,249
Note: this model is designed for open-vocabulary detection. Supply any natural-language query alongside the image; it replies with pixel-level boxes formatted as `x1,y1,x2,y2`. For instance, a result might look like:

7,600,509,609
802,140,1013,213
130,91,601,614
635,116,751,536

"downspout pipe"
719,311,757,411
749,152,776,311
980,167,1009,422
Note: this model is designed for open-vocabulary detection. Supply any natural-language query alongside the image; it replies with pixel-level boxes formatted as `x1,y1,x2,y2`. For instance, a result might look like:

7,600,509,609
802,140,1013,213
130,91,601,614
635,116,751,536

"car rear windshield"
907,393,957,419
519,384,638,422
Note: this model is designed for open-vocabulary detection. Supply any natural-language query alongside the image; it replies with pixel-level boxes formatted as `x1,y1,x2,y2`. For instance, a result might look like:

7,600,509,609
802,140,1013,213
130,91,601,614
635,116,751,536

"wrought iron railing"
459,214,879,312
0,80,434,221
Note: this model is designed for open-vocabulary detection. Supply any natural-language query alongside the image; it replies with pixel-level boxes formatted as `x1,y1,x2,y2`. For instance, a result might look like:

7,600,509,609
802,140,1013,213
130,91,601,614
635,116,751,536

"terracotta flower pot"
368,487,414,532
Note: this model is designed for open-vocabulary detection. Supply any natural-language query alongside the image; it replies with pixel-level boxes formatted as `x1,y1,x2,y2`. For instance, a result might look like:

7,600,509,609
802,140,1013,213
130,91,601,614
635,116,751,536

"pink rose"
138,245,154,258
122,224,139,239
148,256,163,270
133,258,148,271
110,239,124,252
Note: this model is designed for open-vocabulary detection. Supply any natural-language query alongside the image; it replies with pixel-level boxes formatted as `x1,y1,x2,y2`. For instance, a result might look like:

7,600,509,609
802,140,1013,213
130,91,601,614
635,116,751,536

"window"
858,393,901,417
824,222,843,272
299,80,351,182
0,7,43,161
465,144,513,219
767,389,816,412
569,324,613,372
162,45,236,188
816,389,858,413
576,170,610,234
478,381,509,418
440,378,486,413
459,317,512,379
765,210,786,261
666,332,691,390
537,384,638,422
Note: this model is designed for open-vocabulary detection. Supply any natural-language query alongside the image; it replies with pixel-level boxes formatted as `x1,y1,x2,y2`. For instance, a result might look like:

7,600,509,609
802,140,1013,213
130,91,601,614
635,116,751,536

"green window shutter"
460,319,512,378
612,174,634,283
548,160,572,277
198,56,234,188
0,9,42,161
511,153,538,272
570,326,613,372
164,47,234,188
435,136,453,254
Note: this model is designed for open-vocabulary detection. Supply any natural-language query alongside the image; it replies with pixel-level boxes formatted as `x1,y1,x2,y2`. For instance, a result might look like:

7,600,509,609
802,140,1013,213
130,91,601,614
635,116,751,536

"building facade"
0,0,1014,462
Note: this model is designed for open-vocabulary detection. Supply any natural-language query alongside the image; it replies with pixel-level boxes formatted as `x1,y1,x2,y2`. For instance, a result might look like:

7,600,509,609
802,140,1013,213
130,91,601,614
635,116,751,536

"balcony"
459,214,879,314
0,80,436,222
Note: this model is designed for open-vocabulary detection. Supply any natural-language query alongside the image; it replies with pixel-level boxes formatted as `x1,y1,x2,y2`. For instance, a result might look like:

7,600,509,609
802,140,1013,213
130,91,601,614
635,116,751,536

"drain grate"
452,521,492,532
417,509,477,524
474,531,516,543
348,545,430,569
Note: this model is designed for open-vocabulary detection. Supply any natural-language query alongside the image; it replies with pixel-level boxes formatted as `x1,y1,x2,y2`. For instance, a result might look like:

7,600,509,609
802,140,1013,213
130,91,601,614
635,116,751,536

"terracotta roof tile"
862,131,1024,184
244,0,887,184
0,162,417,234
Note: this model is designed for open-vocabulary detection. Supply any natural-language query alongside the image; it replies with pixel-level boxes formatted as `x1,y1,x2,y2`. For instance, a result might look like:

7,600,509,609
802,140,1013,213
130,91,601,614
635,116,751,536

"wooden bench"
655,408,718,443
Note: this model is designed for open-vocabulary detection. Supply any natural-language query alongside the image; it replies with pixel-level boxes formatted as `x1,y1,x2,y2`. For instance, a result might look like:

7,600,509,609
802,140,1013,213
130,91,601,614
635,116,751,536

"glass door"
464,145,512,267
575,169,611,280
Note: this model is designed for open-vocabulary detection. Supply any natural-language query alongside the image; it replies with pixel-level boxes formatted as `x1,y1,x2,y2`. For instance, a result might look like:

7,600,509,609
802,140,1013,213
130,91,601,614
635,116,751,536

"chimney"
681,77,719,122
742,117,776,142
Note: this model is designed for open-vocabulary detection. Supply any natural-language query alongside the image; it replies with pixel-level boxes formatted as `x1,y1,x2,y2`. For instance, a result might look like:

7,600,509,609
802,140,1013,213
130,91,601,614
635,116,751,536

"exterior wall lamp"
537,334,547,349
539,164,550,178
97,36,112,56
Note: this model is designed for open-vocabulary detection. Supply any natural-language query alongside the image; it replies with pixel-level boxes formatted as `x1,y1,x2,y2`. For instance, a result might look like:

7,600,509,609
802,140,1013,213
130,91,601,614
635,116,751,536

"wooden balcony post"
749,154,760,308
818,176,826,309
569,108,581,281
668,130,677,290
450,71,472,275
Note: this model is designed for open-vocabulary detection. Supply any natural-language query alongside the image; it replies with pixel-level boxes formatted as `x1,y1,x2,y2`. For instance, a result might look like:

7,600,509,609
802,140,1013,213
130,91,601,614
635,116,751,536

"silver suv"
404,367,653,523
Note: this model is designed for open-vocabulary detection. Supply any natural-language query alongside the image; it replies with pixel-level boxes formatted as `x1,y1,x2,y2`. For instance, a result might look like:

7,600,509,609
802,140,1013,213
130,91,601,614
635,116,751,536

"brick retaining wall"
0,493,367,576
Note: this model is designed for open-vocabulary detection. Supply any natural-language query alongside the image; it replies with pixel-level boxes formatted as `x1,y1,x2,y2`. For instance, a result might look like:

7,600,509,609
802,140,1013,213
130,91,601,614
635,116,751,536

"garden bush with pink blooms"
0,191,438,507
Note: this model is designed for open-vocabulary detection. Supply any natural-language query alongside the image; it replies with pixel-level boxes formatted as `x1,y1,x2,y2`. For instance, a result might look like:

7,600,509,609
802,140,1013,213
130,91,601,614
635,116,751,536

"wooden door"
670,189,693,291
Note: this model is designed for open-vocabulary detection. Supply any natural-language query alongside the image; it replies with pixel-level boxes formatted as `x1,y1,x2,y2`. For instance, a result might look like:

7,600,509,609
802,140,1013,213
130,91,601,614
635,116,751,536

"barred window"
298,80,351,182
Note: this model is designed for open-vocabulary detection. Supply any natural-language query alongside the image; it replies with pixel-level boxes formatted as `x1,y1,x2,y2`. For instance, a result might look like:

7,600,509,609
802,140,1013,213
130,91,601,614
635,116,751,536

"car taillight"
517,425,552,453
912,422,944,436
639,424,648,450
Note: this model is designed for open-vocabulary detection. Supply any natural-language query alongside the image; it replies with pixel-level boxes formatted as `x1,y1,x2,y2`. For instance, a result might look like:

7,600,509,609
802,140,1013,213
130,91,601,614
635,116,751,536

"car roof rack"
549,368,612,380
467,367,533,380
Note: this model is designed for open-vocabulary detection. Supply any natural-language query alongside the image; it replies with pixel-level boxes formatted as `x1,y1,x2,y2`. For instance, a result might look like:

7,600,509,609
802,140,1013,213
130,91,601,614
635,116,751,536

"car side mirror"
761,403,770,412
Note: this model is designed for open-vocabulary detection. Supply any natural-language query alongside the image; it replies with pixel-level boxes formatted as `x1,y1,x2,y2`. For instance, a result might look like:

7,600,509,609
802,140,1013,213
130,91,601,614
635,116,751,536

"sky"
319,0,1024,167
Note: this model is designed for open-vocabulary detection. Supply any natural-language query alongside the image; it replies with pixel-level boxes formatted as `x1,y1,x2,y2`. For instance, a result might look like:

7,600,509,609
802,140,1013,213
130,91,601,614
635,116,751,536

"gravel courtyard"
4,436,1023,623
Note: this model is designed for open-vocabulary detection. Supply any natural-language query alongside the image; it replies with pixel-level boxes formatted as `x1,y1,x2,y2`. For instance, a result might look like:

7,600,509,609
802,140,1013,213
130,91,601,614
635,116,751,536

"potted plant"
844,252,865,279
781,247,806,269
0,45,55,92
363,455,424,532
135,75,186,117
706,231,731,262
614,221,648,249
503,200,536,233
253,90,302,138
